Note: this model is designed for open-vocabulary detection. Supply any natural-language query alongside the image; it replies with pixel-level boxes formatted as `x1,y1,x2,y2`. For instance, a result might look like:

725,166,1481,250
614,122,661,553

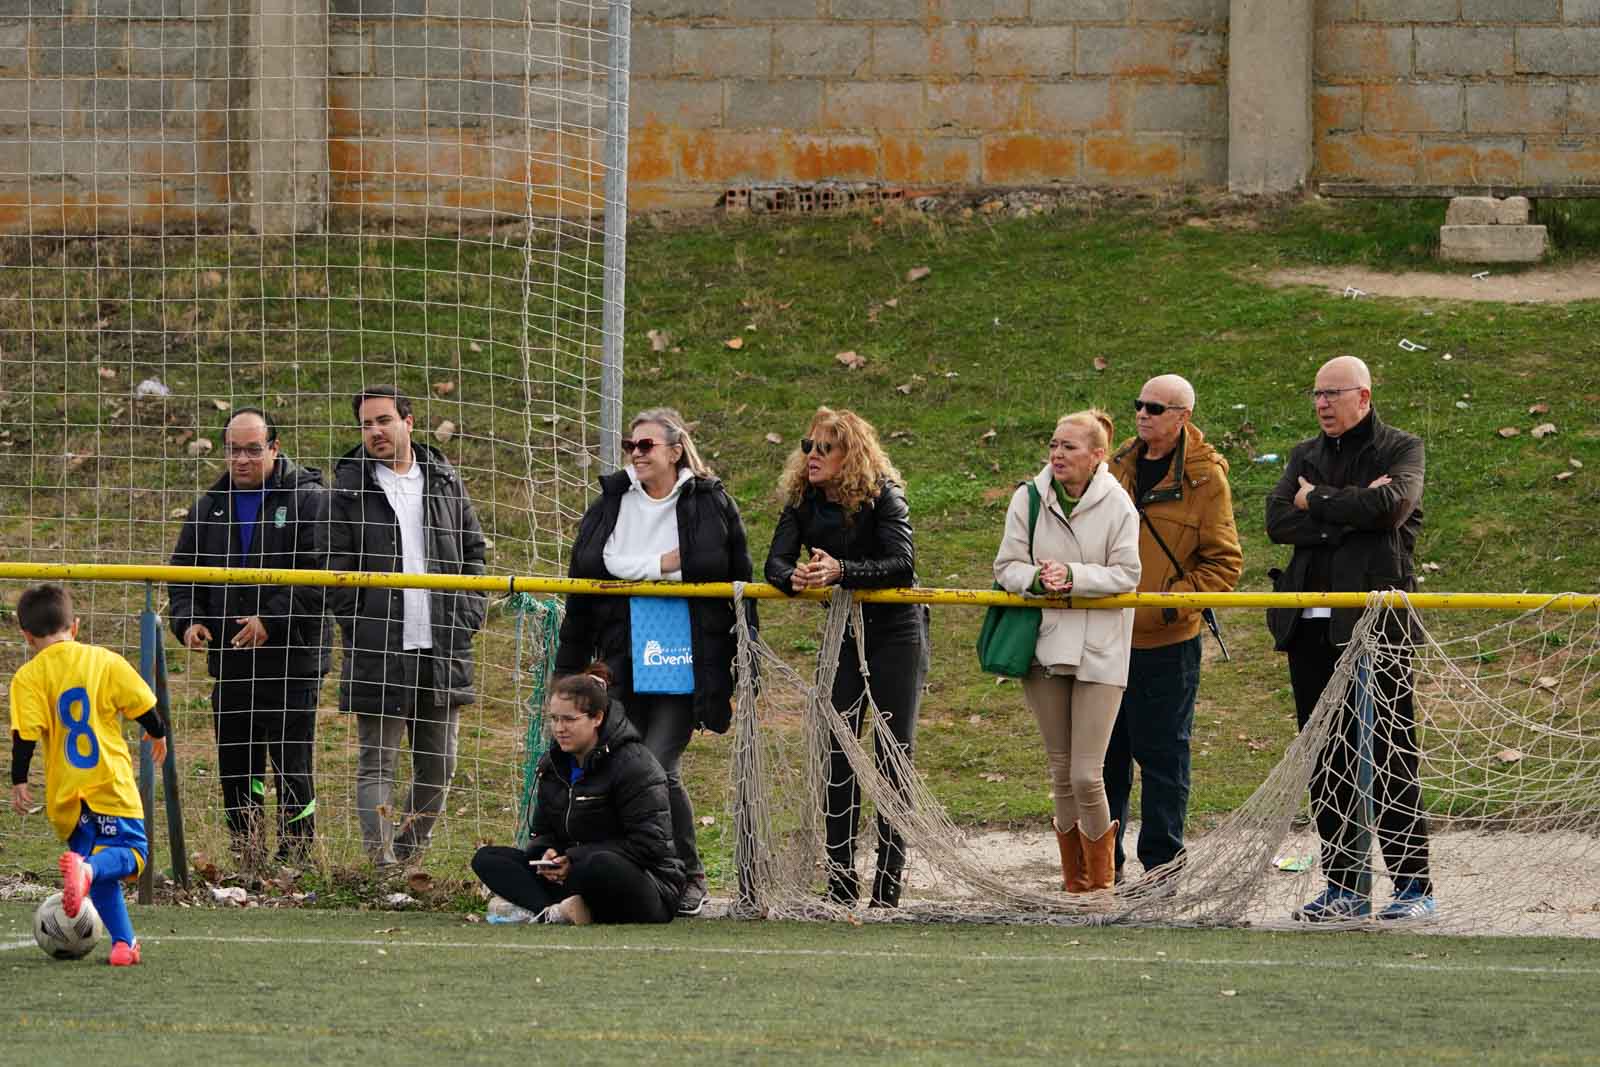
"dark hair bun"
583,661,612,688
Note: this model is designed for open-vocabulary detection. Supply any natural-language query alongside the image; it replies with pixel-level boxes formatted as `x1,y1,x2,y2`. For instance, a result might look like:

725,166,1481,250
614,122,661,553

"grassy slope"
1,196,1598,891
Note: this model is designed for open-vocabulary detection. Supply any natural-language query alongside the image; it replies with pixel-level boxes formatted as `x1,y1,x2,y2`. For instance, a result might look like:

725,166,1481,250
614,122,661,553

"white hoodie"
993,462,1142,687
603,467,694,581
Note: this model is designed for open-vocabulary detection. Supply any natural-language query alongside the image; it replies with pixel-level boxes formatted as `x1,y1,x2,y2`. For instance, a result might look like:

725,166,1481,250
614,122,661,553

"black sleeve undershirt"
11,710,167,786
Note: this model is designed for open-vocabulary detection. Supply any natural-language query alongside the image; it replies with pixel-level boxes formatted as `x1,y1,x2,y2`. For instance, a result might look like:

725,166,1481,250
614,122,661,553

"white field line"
2,931,1593,978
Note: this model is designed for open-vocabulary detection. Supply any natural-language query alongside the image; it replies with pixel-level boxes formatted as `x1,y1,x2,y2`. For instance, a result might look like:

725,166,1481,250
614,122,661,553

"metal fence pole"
599,0,631,474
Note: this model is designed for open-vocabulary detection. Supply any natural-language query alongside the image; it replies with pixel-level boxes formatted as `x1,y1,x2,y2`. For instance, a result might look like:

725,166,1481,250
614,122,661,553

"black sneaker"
677,879,707,917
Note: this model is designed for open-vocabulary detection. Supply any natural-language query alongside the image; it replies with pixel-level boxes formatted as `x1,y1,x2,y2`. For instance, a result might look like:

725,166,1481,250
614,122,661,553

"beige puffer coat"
993,463,1142,688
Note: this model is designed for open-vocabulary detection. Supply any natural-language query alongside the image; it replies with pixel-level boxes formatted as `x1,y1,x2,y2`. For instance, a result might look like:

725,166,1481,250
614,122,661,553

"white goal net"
0,1,627,871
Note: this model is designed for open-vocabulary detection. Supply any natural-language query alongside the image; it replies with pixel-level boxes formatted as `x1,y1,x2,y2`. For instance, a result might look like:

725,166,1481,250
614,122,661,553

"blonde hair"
1056,408,1115,454
630,407,713,478
776,406,903,514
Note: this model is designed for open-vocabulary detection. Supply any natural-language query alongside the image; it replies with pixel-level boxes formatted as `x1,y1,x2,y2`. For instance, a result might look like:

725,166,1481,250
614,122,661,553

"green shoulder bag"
976,481,1043,678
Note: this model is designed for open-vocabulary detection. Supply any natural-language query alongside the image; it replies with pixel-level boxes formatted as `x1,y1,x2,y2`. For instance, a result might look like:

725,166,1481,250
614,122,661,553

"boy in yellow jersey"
8,584,168,966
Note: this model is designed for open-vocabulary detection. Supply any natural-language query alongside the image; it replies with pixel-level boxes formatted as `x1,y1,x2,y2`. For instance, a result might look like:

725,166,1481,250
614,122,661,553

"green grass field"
5,902,1600,1065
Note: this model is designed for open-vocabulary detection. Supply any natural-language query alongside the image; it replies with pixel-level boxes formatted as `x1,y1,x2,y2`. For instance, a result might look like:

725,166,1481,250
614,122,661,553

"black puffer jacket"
554,469,757,733
1265,409,1424,649
167,455,332,683
765,480,924,635
527,703,686,910
327,442,488,713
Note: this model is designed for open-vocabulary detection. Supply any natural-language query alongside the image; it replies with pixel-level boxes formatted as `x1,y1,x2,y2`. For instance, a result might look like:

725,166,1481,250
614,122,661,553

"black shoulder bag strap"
1135,504,1231,662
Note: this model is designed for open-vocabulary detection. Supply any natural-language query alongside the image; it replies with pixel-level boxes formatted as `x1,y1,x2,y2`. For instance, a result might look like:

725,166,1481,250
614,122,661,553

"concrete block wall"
627,1,1231,209
1315,0,1600,186
0,0,235,232
326,2,614,222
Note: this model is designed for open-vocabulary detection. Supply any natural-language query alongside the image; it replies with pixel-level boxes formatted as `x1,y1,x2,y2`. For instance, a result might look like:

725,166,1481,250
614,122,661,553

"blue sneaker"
1377,888,1437,922
1293,886,1372,923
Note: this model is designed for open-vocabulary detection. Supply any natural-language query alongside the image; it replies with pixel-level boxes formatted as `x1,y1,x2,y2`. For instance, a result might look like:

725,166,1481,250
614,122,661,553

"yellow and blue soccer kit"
10,640,159,946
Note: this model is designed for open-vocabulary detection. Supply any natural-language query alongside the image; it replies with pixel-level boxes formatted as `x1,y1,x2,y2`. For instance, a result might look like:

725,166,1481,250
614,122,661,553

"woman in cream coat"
994,409,1141,895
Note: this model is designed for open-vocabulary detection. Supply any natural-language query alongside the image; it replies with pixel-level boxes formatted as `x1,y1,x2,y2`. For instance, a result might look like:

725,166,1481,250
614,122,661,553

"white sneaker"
485,896,540,925
538,895,593,926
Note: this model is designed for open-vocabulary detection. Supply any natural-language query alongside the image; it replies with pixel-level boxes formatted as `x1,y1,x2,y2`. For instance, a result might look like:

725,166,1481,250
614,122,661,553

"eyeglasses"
620,437,660,455
800,438,836,457
1133,399,1185,416
224,444,270,459
1310,387,1362,403
548,713,589,727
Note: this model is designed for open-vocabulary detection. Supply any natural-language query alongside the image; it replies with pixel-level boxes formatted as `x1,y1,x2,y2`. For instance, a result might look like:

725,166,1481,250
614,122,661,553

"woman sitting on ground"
470,665,685,925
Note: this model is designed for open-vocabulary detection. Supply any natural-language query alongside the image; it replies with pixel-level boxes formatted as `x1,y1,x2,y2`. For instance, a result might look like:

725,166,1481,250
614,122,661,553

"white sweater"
603,467,693,581
993,463,1142,687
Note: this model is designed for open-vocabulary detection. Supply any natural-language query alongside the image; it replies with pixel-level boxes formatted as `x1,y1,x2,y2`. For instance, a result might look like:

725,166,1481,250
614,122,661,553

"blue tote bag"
630,596,696,694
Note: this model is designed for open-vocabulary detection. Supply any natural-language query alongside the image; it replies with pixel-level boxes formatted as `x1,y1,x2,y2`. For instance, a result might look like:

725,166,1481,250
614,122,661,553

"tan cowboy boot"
1054,821,1091,893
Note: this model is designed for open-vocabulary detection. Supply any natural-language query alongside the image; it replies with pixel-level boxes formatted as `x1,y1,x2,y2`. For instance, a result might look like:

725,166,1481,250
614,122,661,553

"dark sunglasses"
800,438,835,457
1133,399,1183,416
621,437,661,455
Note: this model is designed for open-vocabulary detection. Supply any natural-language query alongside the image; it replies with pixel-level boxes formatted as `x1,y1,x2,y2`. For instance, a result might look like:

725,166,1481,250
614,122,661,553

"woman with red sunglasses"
553,407,757,917
765,406,929,909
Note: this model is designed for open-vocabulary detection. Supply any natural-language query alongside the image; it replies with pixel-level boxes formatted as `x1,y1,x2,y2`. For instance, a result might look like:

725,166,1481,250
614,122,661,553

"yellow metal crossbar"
0,562,1594,613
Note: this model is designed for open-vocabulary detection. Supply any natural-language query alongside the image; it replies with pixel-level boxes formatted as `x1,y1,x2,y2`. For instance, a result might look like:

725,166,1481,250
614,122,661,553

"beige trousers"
1021,669,1124,839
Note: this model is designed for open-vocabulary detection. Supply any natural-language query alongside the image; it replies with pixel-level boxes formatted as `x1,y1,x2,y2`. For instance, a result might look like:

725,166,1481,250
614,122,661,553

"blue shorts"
68,807,149,880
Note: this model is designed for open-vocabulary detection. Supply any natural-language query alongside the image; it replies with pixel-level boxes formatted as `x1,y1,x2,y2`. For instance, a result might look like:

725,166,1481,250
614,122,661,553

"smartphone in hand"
528,857,561,869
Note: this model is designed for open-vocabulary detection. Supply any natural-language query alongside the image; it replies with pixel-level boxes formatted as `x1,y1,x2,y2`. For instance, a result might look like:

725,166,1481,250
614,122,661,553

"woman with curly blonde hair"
765,407,929,908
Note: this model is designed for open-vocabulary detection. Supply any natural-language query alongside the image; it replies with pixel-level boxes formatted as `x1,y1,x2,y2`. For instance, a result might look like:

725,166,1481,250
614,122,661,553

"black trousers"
825,611,929,895
624,694,701,881
211,680,318,858
1287,620,1433,897
471,845,673,924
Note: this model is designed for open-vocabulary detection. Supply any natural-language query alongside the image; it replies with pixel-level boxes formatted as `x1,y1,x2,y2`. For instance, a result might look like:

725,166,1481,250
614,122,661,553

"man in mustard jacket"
1106,375,1243,886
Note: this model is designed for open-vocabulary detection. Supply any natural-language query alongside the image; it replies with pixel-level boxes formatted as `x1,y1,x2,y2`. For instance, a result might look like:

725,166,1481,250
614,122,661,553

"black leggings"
825,614,929,885
471,846,674,924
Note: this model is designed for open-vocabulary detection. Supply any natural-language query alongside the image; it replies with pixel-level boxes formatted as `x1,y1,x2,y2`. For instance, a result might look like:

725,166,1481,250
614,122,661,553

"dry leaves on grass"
432,380,456,397
765,432,782,445
1528,402,1550,415
434,420,456,443
1496,748,1525,764
835,350,866,370
187,438,213,457
1532,423,1558,439
724,337,744,350
98,366,116,380
1093,356,1109,372
211,398,231,412
647,328,670,352
1496,426,1520,438
905,266,932,283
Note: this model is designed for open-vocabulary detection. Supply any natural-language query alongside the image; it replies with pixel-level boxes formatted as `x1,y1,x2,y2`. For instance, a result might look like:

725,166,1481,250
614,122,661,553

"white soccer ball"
33,891,103,961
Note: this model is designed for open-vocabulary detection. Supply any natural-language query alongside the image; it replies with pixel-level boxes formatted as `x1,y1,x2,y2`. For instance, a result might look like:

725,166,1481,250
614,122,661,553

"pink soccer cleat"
108,940,142,967
59,851,92,919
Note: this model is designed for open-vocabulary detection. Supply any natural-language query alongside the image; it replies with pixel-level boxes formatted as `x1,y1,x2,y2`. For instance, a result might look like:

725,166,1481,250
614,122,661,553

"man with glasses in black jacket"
168,408,330,866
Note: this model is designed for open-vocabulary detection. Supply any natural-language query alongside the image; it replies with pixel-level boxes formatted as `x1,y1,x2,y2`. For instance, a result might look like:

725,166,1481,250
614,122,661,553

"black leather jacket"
764,480,924,636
